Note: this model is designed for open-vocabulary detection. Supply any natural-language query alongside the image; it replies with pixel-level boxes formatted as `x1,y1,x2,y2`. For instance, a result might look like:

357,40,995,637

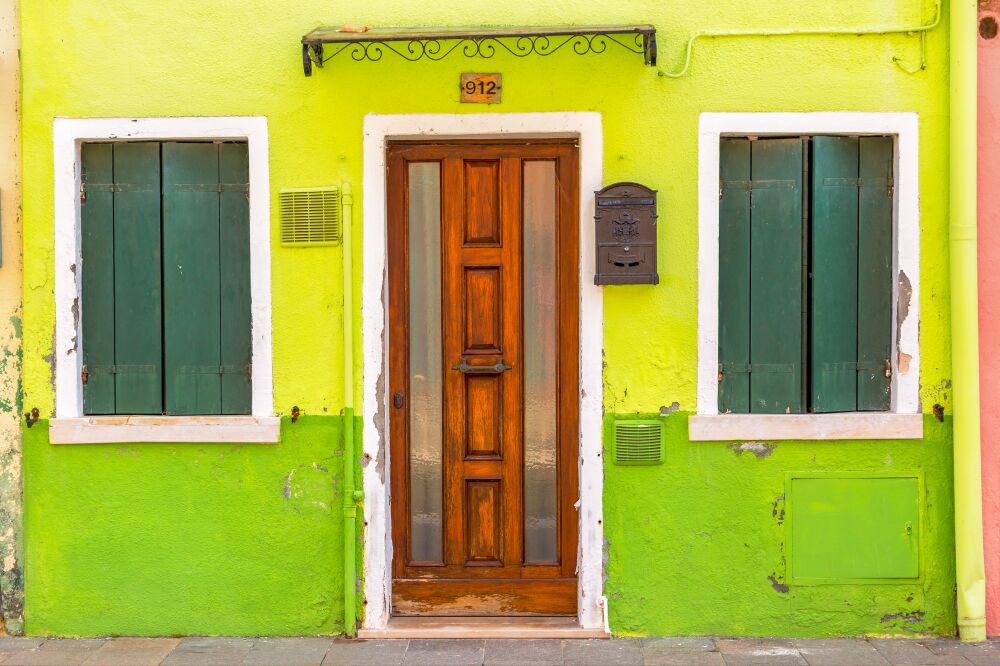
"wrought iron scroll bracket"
301,26,657,76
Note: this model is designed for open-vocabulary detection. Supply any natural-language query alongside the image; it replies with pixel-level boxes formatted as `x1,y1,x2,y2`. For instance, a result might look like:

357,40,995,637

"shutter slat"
718,139,752,413
163,142,223,415
111,143,163,414
749,139,804,413
811,136,860,412
81,143,117,414
219,143,252,414
857,136,893,410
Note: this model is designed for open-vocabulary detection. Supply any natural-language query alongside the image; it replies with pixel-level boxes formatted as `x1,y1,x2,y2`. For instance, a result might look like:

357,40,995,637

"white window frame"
50,117,277,444
691,112,922,441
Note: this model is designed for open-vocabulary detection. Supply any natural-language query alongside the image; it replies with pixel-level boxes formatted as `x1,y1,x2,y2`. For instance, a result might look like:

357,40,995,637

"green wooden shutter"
218,143,252,414
857,136,893,410
163,142,252,415
81,142,163,415
112,143,164,414
81,143,117,414
749,139,804,414
811,136,860,412
718,139,752,413
163,143,223,415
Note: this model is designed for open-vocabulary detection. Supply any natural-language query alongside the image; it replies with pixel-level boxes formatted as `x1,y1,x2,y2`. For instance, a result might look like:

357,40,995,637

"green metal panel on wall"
786,472,921,584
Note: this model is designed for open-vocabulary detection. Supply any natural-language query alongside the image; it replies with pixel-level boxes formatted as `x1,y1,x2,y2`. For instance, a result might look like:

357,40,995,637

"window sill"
687,413,923,442
49,416,281,444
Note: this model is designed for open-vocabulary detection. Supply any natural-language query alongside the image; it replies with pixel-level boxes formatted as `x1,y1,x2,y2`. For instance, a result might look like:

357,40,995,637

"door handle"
452,359,513,374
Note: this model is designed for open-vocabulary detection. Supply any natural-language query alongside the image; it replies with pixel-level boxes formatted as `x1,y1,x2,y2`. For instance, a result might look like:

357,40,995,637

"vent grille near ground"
280,187,341,246
613,420,664,465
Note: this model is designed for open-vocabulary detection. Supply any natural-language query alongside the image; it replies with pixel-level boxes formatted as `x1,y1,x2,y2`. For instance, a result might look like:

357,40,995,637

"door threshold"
358,616,609,639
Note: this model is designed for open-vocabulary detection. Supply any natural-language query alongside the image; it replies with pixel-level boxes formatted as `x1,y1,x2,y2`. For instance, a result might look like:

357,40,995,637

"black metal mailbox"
594,182,659,285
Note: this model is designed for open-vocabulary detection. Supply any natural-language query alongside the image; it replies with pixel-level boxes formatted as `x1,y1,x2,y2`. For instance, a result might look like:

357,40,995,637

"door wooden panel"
464,266,502,353
388,141,579,616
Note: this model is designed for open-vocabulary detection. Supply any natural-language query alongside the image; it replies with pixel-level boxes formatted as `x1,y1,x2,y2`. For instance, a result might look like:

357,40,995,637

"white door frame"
360,112,605,630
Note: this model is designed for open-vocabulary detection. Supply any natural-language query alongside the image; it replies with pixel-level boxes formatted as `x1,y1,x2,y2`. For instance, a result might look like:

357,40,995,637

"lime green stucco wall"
19,0,955,636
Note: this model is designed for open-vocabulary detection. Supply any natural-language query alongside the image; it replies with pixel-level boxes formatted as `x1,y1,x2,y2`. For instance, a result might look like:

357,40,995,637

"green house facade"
11,0,981,639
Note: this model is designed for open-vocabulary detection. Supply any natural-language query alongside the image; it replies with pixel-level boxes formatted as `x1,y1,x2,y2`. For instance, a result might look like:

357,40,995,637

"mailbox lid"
595,181,657,208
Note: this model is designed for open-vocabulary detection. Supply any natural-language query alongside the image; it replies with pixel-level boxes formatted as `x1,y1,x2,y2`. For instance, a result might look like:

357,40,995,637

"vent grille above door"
280,186,341,246
612,420,665,465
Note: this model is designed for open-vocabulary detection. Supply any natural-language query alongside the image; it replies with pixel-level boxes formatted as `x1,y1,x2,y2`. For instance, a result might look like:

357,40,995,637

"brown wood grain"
393,579,578,616
387,141,580,614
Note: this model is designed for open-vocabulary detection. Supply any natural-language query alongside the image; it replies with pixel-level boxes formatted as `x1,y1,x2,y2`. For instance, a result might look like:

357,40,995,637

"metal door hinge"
884,358,892,379
79,183,86,204
247,364,253,382
81,364,89,385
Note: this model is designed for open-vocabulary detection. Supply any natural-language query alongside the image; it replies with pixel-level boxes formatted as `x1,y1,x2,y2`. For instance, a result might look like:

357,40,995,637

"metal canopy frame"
300,25,656,76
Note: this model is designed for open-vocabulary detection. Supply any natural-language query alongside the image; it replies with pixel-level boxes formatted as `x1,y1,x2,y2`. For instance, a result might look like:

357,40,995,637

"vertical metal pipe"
951,0,987,643
342,183,358,637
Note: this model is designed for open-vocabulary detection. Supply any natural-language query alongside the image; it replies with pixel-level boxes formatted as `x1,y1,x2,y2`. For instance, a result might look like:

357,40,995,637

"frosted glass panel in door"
408,161,443,563
523,160,558,563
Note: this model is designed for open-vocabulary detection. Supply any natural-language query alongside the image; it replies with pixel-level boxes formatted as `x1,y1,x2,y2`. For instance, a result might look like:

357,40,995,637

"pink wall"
979,7,1000,638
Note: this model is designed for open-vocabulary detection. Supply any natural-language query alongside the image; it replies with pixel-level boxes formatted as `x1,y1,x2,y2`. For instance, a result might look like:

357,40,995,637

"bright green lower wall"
24,411,955,637
23,416,352,637
605,413,956,637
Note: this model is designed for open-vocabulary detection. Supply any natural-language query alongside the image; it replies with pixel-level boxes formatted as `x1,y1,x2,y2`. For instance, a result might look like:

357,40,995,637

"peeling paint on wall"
0,0,22,635
728,441,777,459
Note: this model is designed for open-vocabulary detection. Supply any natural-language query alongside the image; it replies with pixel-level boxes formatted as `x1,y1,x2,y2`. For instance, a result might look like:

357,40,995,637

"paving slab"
0,641,44,652
561,638,642,666
920,641,1000,666
100,638,181,650
870,638,972,665
793,638,889,666
484,639,562,665
323,639,408,666
81,650,170,666
641,636,717,651
716,638,807,666
39,641,107,652
403,639,485,666
4,650,96,666
243,637,335,666
161,636,254,665
643,648,726,665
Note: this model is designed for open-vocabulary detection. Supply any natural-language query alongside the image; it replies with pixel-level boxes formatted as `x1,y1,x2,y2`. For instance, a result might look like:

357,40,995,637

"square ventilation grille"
612,419,665,465
280,186,341,247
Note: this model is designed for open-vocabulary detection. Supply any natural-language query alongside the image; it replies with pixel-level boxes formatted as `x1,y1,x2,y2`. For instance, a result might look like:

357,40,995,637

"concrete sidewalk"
0,635,996,665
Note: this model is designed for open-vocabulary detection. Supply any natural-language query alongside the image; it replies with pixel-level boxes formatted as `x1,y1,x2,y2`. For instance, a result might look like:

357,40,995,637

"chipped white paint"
694,112,921,438
51,117,274,442
361,112,604,630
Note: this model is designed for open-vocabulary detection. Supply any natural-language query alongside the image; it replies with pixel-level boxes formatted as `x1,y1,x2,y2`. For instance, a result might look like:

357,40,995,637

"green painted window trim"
784,470,924,586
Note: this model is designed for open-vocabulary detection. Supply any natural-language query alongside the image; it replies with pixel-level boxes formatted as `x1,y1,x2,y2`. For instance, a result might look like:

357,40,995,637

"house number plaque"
594,182,659,285
460,73,502,103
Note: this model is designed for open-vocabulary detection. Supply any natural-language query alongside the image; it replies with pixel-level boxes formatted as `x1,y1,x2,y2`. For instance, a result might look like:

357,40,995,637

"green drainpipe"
342,182,361,637
951,0,986,643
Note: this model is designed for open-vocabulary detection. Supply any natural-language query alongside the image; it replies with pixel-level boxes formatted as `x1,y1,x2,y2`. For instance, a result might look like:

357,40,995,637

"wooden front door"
388,141,579,616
